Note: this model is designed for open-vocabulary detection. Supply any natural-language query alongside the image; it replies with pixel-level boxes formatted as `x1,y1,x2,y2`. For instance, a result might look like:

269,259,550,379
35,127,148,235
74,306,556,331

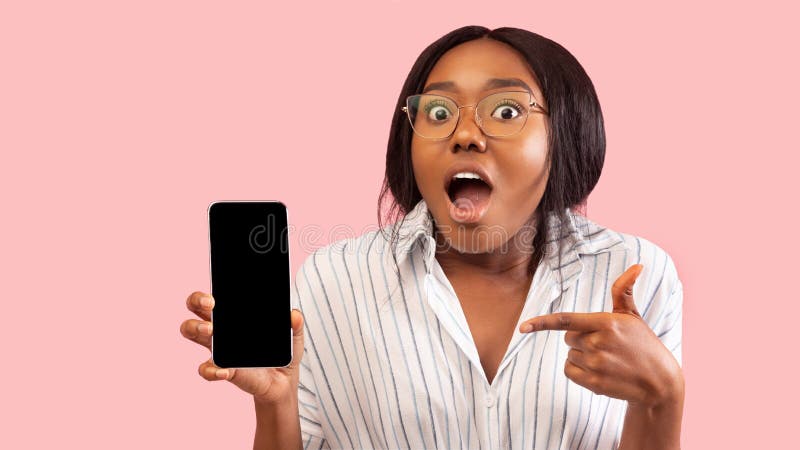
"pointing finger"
520,312,609,333
611,264,643,316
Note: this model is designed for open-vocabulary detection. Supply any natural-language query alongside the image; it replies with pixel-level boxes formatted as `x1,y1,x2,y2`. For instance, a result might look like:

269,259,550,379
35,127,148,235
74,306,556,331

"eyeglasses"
401,90,548,140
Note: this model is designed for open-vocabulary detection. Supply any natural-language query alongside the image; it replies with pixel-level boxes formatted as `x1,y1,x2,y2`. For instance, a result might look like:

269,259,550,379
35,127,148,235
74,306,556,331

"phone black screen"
208,201,291,368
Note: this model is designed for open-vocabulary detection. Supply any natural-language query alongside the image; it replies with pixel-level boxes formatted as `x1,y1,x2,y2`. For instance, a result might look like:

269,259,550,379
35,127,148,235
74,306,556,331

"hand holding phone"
179,200,302,405
180,293,305,404
208,201,292,368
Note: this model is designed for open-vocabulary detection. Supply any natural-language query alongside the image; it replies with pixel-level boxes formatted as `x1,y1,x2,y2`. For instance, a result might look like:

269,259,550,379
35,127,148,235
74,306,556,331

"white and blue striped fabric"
291,198,682,450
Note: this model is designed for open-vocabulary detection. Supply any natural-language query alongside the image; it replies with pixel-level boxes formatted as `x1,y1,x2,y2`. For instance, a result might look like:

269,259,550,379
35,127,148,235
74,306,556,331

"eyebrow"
421,77,533,94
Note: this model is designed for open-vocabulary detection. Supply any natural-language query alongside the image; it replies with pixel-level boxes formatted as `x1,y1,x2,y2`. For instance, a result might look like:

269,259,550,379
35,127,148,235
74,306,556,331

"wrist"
621,393,684,450
254,389,298,409
620,368,684,450
638,366,685,410
629,374,684,416
253,390,301,450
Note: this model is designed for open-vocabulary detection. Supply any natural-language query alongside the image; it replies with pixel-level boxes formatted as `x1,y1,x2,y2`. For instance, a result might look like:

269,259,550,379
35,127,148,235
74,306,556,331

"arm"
253,394,303,450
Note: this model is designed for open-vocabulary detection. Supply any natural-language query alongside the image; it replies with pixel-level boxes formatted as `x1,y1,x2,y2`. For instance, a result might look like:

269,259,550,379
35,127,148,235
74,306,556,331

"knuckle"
585,354,604,371
556,313,571,330
585,333,600,349
595,380,609,395
586,375,602,394
599,313,614,329
564,361,579,380
567,348,577,361
607,320,623,337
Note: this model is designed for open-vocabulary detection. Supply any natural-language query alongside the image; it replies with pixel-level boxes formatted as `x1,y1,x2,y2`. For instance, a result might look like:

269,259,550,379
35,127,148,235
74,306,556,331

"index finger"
520,312,609,333
186,291,214,321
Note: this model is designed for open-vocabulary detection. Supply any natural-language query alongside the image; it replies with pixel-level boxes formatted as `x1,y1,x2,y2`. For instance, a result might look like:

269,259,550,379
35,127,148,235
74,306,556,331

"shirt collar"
392,198,626,289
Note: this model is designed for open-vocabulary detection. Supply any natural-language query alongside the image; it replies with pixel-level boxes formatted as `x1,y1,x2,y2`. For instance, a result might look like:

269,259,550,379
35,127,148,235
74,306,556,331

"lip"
443,162,495,193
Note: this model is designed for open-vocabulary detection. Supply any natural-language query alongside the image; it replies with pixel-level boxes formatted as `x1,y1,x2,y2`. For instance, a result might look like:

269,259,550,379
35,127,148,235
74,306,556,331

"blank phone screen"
208,201,291,368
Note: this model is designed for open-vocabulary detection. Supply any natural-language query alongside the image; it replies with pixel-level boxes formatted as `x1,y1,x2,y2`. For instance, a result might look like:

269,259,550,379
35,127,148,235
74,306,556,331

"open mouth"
445,171,493,223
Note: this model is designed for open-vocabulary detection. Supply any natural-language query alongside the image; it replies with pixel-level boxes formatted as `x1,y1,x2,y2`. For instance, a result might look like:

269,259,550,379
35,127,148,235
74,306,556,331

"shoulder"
575,213,680,285
295,226,394,279
613,228,681,297
574,215,683,323
617,230,677,274
291,226,396,308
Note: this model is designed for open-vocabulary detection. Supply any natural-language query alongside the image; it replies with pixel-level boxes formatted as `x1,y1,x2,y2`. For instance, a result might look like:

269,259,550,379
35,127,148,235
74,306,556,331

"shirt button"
486,392,496,408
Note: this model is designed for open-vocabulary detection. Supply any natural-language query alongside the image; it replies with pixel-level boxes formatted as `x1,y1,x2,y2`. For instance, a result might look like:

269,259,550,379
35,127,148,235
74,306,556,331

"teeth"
452,172,482,180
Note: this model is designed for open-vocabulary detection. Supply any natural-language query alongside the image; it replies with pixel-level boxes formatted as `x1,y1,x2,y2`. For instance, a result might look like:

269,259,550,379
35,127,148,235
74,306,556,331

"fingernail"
201,296,213,308
216,369,228,379
198,323,211,335
521,323,533,333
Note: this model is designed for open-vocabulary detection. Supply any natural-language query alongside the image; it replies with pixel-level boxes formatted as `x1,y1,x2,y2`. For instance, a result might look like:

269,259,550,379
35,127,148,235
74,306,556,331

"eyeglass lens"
406,91,532,139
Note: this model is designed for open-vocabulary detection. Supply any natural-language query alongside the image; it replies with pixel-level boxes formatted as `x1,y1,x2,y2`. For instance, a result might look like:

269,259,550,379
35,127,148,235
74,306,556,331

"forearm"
618,386,684,450
253,394,302,450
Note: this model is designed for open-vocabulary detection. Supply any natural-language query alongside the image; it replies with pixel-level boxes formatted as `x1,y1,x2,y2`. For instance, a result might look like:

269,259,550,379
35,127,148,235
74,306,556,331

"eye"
424,99,453,122
491,100,524,120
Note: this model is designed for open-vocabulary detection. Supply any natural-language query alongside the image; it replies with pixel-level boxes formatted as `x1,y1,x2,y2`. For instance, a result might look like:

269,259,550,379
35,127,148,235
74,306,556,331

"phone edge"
207,200,293,369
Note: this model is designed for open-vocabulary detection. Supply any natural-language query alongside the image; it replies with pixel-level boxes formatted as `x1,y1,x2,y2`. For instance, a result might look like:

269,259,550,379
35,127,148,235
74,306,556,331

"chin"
437,218,514,255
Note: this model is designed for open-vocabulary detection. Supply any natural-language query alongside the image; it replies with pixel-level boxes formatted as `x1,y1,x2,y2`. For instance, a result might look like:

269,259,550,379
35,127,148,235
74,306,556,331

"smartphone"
207,201,291,368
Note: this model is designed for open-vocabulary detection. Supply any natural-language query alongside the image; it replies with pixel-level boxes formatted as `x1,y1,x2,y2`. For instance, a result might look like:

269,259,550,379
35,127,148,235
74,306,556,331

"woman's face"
411,38,550,254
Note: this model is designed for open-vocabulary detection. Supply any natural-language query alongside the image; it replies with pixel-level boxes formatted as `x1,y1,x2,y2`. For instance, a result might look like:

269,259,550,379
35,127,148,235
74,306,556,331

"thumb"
289,309,305,369
611,264,643,316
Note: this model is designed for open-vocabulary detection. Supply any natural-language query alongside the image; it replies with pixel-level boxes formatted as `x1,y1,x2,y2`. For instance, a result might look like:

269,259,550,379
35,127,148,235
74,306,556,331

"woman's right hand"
180,291,305,405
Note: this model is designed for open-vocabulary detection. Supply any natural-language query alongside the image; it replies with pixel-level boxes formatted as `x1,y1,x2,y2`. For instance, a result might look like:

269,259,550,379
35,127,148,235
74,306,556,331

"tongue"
452,180,491,204
450,179,492,222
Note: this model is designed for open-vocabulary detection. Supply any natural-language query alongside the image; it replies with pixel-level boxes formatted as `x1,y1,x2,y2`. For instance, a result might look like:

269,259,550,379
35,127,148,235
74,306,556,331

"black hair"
378,25,605,280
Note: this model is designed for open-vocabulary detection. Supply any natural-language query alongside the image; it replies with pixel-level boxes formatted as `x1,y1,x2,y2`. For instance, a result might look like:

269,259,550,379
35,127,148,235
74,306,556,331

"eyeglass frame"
400,90,549,140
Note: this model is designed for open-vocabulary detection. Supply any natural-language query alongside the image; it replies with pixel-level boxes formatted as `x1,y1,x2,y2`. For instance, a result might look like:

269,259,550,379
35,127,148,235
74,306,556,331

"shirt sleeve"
645,251,683,367
292,263,328,448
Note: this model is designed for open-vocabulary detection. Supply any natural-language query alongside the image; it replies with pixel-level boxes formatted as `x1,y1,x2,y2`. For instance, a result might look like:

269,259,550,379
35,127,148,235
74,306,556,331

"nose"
451,105,487,153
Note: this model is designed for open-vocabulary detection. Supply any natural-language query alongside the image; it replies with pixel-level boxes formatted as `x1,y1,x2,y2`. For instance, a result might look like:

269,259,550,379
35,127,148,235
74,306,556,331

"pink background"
2,1,797,448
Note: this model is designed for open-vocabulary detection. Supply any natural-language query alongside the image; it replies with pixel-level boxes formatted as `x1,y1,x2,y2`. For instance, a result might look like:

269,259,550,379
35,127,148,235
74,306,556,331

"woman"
181,25,684,449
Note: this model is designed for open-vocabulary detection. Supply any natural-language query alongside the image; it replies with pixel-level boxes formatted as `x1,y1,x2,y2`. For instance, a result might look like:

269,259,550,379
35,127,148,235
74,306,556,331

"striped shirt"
291,198,683,450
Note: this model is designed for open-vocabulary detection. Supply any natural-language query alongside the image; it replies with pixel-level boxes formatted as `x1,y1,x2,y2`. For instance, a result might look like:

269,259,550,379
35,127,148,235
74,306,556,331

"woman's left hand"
519,264,683,408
